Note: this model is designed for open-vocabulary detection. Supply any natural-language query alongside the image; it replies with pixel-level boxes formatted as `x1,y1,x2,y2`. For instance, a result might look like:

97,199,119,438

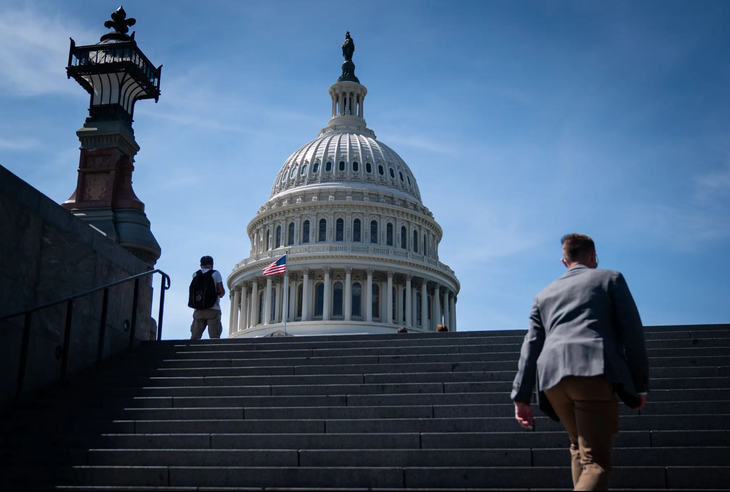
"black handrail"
1,269,170,401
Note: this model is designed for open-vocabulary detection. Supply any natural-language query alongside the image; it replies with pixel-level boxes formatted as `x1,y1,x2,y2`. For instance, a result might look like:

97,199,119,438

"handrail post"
60,299,74,384
156,274,168,341
96,288,110,368
16,313,32,400
129,278,140,350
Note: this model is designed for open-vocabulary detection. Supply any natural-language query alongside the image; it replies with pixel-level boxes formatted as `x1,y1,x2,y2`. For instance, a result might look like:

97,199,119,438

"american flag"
262,255,287,276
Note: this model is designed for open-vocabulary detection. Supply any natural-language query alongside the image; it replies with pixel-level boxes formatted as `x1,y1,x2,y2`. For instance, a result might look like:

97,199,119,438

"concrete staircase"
2,325,729,490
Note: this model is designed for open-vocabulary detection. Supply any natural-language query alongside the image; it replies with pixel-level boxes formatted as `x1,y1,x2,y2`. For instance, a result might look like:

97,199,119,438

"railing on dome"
235,245,457,277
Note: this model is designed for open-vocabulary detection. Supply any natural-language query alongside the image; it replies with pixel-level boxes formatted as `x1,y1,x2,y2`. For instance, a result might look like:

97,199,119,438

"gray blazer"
511,265,649,420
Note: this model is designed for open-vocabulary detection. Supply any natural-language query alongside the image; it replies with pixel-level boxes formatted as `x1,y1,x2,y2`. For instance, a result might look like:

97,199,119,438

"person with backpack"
188,255,226,340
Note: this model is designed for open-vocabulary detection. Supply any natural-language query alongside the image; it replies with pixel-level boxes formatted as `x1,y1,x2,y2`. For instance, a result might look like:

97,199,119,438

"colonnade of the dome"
228,266,457,337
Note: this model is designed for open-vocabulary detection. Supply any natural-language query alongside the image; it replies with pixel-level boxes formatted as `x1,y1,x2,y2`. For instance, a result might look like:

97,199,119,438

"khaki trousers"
544,375,619,491
191,308,223,340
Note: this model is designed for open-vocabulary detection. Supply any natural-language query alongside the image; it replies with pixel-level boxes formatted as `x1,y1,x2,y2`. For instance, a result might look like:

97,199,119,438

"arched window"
276,226,282,248
339,161,346,171
416,292,422,325
399,171,404,182
288,223,295,246
407,176,412,185
352,282,362,317
336,218,344,241
302,220,310,244
389,168,395,179
372,284,380,320
353,161,359,172
297,283,303,318
301,164,308,175
319,219,327,242
266,231,270,251
378,164,384,176
325,161,332,172
413,230,419,253
315,283,325,317
353,219,361,242
313,162,319,173
271,288,276,322
333,282,343,317
386,223,393,246
290,167,297,179
370,220,378,244
401,226,407,249
423,234,428,256
366,162,372,174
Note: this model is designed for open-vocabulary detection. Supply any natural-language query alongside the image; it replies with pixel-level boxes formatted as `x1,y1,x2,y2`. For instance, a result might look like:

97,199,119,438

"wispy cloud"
381,133,455,155
0,8,93,97
0,136,39,151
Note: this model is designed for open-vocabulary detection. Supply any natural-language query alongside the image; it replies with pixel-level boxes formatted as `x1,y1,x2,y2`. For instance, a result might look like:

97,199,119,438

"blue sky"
2,0,729,340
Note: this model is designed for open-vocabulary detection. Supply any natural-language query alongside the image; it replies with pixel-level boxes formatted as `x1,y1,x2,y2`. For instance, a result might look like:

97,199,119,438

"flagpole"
283,267,289,335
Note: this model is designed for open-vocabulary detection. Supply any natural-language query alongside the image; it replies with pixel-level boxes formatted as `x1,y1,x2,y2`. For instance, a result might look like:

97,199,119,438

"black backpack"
188,270,218,309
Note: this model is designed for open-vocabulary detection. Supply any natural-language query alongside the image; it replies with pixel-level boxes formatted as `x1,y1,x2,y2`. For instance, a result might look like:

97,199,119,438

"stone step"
5,413,728,439
39,375,730,401
4,445,728,469
7,464,725,489
87,355,730,380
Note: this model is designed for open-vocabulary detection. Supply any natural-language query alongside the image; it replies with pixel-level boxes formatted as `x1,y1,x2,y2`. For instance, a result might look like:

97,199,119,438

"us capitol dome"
226,33,460,337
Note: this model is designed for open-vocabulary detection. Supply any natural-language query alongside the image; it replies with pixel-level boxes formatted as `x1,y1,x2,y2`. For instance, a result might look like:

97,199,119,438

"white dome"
270,131,421,203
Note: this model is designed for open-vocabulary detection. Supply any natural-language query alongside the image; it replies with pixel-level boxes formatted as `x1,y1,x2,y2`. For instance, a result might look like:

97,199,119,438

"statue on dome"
342,32,355,61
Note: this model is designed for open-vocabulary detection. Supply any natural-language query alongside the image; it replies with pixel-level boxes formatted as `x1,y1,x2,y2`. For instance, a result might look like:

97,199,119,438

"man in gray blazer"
511,233,648,491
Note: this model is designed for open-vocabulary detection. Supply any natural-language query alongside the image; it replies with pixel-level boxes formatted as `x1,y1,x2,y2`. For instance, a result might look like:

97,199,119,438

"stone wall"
0,164,157,408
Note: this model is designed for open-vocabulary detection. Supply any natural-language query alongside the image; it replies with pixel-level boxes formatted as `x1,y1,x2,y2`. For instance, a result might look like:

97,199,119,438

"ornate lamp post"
62,6,162,266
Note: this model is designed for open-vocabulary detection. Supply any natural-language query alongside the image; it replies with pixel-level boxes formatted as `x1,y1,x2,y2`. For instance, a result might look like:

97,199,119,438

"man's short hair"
561,234,595,263
437,323,448,332
200,255,214,267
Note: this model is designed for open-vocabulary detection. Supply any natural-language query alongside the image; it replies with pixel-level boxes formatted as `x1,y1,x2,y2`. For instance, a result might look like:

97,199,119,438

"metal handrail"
1,269,171,401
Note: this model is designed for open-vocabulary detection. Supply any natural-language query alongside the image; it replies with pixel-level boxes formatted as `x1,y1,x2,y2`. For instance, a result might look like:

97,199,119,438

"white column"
366,268,373,322
443,289,450,330
264,277,273,325
395,285,403,326
339,92,344,115
250,281,259,327
228,291,236,334
451,296,457,332
344,267,352,321
288,276,297,322
231,288,240,336
360,94,364,117
386,271,393,324
412,284,418,327
239,284,248,331
421,281,428,330
302,269,311,321
323,267,331,321
275,280,282,323
433,283,441,330
331,95,336,118
405,275,412,328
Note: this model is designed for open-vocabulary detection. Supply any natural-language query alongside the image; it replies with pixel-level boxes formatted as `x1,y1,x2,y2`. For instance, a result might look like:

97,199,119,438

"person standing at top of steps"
188,255,226,340
511,233,649,491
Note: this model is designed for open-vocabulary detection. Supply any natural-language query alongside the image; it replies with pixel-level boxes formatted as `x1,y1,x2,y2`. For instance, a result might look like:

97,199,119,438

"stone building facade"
226,37,459,337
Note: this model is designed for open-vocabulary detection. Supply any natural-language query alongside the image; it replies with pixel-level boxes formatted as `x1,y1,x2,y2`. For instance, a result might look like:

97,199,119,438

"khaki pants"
191,309,223,340
544,375,619,491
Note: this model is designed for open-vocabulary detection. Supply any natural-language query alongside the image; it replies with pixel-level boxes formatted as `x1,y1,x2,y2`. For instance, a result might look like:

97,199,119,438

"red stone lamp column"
62,7,162,266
